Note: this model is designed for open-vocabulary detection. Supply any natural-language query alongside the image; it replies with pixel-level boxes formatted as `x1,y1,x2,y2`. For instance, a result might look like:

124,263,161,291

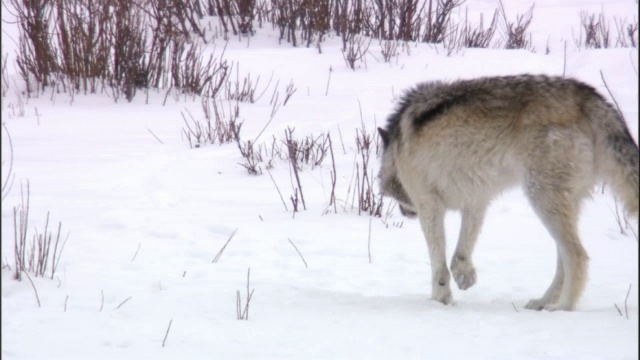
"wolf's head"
377,128,417,218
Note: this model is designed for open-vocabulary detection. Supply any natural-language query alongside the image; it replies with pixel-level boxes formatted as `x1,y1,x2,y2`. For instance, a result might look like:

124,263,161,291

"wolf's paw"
542,302,574,312
452,268,476,290
525,298,549,311
431,288,453,305
451,258,476,290
525,297,573,311
431,267,453,304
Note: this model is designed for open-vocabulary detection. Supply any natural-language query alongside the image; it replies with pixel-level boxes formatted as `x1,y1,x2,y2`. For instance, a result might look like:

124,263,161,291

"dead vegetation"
575,9,638,49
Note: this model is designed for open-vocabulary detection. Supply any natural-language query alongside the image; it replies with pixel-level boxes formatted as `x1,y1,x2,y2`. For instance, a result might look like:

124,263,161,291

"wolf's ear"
378,127,390,147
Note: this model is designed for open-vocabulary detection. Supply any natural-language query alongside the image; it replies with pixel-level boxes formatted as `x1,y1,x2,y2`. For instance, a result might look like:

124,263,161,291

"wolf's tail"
590,94,639,217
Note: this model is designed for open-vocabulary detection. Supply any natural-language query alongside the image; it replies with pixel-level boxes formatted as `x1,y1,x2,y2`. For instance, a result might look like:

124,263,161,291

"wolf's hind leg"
543,238,588,311
417,200,452,305
450,205,488,290
525,176,589,311
525,248,564,310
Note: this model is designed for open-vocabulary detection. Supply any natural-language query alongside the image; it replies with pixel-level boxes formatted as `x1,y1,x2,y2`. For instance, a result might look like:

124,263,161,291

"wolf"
377,74,639,311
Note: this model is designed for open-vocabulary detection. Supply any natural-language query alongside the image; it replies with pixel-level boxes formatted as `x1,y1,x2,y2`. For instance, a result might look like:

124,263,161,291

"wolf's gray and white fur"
378,74,639,311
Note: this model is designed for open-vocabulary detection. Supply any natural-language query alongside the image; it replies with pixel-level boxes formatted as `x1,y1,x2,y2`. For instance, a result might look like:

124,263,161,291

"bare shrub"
380,201,402,228
13,182,30,281
109,0,149,101
145,0,185,90
327,134,338,213
614,17,638,48
254,0,273,29
420,0,465,43
370,0,424,40
611,196,637,240
237,139,265,174
442,8,498,55
151,12,230,97
574,10,638,49
225,64,271,103
353,123,384,217
212,0,240,36
171,41,229,96
370,0,391,39
5,89,27,119
234,0,257,35
342,34,371,70
29,212,68,279
11,0,220,100
497,0,534,50
196,44,231,98
302,0,331,48
626,19,638,47
579,10,611,49
283,79,297,105
54,0,113,95
272,0,302,46
11,0,57,95
1,52,9,97
459,8,498,48
284,127,307,210
174,0,208,40
205,98,243,144
253,80,286,143
397,0,421,41
235,133,280,176
333,0,374,51
283,131,330,170
236,268,255,320
146,0,207,41
303,133,330,168
289,187,301,213
380,39,400,62
183,99,242,148
442,22,464,55
13,181,69,281
613,284,633,319
182,110,206,148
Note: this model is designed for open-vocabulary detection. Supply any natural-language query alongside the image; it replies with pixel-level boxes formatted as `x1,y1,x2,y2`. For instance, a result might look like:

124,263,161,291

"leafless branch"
162,319,173,347
116,296,133,310
212,228,239,263
287,238,308,268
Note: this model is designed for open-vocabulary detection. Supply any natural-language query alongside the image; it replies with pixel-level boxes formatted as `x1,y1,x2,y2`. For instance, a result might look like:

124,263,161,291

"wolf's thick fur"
378,74,639,311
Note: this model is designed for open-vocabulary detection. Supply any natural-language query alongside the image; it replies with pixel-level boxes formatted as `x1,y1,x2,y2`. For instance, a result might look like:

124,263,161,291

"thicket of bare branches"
458,8,498,48
8,0,637,101
5,0,470,95
575,9,638,49
12,181,69,282
1,52,9,97
497,0,534,50
7,0,223,100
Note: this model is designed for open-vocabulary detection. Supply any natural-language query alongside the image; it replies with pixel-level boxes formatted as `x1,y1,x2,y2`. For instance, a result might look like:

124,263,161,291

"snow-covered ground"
1,1,638,359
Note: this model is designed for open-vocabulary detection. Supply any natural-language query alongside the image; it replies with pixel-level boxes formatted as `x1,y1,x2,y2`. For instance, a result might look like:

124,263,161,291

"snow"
1,0,638,359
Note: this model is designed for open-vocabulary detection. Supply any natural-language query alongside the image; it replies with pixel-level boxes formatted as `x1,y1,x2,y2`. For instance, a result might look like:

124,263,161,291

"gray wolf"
377,74,639,311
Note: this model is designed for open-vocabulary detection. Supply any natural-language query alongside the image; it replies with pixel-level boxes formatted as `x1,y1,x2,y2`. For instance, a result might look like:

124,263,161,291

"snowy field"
1,0,639,359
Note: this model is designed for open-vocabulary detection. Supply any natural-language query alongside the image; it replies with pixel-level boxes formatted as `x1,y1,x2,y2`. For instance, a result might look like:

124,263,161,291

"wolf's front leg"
417,201,452,305
450,205,488,290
